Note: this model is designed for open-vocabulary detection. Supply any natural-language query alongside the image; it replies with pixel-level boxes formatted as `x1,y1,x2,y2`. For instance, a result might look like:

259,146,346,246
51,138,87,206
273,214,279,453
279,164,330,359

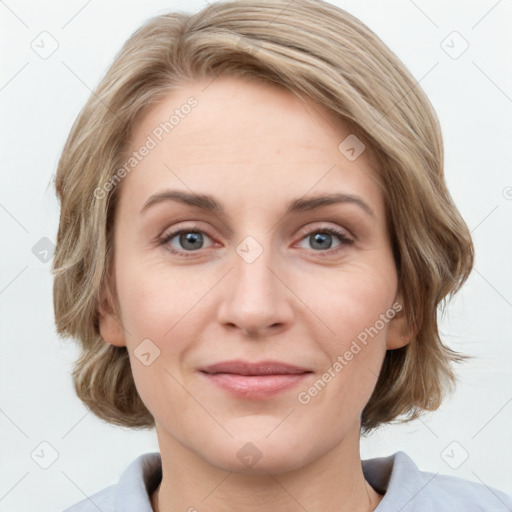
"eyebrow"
140,190,374,217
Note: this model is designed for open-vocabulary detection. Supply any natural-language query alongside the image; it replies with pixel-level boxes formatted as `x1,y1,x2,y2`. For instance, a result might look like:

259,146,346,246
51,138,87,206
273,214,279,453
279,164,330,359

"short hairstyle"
52,0,474,434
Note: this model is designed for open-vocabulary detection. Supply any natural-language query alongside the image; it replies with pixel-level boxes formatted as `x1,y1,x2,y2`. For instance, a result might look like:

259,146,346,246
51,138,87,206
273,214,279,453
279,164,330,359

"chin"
202,432,317,476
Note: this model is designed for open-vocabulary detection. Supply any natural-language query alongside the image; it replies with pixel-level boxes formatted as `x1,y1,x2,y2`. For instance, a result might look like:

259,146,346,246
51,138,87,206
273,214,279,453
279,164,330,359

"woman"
53,1,512,510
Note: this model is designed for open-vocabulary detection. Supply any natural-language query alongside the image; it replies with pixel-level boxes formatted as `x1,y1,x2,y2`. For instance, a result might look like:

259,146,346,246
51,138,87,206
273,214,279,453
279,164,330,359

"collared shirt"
63,451,512,511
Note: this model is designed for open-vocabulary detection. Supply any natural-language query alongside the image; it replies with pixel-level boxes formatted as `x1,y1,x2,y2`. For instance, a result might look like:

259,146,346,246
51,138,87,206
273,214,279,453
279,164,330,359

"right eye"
159,226,216,257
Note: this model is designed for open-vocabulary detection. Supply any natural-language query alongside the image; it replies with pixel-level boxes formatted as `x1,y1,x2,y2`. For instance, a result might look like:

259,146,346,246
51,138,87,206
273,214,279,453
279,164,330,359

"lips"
199,359,312,376
198,360,313,399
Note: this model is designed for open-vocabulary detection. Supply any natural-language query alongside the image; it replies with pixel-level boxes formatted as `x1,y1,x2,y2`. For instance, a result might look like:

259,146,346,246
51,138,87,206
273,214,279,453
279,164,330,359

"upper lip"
199,359,312,376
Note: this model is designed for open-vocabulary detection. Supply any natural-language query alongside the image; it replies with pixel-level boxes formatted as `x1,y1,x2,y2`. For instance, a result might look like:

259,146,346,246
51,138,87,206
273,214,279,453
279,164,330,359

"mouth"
198,359,313,399
199,359,313,376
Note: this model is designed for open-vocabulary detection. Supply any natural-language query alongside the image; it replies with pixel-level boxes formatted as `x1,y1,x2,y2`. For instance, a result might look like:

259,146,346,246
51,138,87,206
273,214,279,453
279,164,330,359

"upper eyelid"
161,221,351,237
295,223,352,239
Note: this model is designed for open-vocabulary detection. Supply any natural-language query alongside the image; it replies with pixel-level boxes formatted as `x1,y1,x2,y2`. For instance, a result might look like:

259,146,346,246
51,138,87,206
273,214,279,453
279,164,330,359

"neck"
151,422,383,512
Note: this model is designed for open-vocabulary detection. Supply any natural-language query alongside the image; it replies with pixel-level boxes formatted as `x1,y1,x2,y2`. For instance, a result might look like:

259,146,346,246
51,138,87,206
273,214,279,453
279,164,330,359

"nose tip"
224,320,284,339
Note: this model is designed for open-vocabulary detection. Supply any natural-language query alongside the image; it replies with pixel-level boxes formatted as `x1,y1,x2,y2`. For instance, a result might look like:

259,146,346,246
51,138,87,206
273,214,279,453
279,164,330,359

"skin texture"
99,75,410,512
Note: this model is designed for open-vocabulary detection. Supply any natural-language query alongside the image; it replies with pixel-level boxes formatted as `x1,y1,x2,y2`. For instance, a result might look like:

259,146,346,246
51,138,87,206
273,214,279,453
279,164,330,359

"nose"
216,241,294,338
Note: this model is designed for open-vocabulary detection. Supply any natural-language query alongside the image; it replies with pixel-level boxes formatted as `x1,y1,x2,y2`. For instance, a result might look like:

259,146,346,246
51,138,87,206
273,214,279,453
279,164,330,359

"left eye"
297,228,353,252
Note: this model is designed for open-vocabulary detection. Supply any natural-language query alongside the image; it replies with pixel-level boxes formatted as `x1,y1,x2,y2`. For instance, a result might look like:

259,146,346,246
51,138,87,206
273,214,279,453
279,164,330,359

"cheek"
305,260,397,343
296,262,396,406
115,252,207,337
114,257,215,408
296,269,395,417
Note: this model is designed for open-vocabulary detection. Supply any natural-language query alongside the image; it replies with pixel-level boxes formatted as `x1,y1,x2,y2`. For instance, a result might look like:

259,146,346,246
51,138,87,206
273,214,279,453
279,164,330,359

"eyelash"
158,224,353,259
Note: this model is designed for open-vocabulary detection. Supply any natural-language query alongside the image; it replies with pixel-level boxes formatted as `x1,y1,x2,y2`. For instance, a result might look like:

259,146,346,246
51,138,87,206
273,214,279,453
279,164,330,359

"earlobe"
385,296,416,350
97,283,126,347
98,309,127,347
391,332,413,350
386,322,411,350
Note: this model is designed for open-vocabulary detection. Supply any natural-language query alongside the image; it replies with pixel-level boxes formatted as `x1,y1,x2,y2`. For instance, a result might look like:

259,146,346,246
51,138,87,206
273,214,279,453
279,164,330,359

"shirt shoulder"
63,485,116,512
62,452,162,512
363,451,512,512
426,471,512,511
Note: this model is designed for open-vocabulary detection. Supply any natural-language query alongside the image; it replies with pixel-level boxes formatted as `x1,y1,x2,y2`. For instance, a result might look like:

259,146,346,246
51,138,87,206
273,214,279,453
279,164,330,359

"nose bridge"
217,233,292,335
235,241,276,297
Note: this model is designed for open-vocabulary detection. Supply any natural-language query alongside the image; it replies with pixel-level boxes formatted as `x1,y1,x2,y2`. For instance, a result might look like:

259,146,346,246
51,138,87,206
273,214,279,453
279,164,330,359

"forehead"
118,75,384,216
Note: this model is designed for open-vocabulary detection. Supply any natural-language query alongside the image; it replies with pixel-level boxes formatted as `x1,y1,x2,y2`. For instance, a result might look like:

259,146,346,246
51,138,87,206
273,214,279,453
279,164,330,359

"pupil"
312,233,331,250
181,232,202,250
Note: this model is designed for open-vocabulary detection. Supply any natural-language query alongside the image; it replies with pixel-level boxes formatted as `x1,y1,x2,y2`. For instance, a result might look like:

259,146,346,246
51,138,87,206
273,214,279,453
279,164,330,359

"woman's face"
100,75,407,473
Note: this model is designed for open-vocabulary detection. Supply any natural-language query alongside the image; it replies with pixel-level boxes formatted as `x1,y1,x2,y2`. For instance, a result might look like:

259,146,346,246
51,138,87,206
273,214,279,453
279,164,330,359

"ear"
97,277,127,347
385,292,416,350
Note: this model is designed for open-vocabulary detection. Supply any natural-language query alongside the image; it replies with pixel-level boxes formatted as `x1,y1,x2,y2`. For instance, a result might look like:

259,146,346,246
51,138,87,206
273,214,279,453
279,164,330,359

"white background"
1,1,511,511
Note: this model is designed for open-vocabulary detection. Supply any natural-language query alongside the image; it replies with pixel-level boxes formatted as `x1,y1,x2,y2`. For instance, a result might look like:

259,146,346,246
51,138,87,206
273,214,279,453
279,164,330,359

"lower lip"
200,372,311,399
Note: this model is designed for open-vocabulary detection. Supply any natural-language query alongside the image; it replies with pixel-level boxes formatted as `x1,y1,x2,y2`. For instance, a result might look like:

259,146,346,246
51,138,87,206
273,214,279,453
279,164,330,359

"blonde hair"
52,0,474,434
